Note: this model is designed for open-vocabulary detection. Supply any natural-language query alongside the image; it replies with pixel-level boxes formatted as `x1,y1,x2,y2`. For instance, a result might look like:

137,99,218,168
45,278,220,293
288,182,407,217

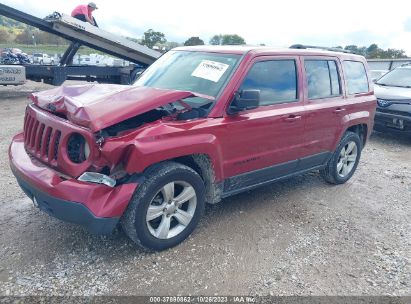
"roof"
172,45,365,59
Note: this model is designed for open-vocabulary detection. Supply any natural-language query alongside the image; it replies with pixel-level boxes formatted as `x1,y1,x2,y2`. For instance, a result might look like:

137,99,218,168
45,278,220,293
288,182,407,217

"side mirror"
228,89,260,114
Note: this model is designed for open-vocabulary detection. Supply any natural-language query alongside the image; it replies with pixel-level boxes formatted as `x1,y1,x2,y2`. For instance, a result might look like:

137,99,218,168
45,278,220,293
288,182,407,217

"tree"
221,34,246,45
339,44,406,58
367,44,382,58
381,48,407,59
357,46,367,56
165,41,181,50
344,45,359,54
209,34,222,45
35,30,67,45
184,36,204,46
0,28,12,43
126,37,140,43
367,44,378,54
14,28,31,44
0,16,24,28
141,29,166,49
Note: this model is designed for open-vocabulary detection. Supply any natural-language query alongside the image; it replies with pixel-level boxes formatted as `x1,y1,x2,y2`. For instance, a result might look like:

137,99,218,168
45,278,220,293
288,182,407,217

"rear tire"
320,131,362,184
122,162,205,251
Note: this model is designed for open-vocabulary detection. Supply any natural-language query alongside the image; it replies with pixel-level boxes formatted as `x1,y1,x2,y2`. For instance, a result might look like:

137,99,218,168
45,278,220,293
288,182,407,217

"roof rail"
289,44,353,54
400,62,411,67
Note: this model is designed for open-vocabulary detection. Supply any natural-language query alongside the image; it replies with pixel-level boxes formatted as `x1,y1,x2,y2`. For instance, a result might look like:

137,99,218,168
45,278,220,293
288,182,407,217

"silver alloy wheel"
146,181,197,239
336,141,358,178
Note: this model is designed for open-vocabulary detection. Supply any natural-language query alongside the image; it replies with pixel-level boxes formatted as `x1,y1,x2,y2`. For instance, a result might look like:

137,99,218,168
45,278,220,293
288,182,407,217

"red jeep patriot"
9,46,376,250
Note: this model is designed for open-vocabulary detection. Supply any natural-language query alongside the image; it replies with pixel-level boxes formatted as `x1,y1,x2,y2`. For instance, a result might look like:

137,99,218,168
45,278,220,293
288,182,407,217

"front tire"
320,131,362,184
122,162,205,251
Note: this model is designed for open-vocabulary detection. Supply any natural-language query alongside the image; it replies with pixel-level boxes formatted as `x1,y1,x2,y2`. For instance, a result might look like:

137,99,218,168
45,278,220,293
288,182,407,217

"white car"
32,53,55,65
373,64,411,134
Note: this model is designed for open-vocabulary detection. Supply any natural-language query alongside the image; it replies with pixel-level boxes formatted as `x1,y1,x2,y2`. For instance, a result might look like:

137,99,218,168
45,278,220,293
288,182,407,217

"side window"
305,60,341,99
240,60,297,106
343,61,369,94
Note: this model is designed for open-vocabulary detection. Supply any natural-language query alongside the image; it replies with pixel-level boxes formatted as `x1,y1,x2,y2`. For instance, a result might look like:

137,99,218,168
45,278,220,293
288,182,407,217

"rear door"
300,56,347,169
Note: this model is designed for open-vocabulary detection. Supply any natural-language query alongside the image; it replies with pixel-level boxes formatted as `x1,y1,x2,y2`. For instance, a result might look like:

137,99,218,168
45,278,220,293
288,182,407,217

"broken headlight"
67,133,90,163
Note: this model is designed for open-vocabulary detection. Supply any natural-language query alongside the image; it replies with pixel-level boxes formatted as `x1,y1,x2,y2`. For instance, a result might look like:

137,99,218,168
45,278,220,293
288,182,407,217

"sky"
2,0,411,56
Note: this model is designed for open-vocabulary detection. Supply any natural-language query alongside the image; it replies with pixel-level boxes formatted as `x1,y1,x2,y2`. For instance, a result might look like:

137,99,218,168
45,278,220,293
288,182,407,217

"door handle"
283,115,302,122
333,108,346,113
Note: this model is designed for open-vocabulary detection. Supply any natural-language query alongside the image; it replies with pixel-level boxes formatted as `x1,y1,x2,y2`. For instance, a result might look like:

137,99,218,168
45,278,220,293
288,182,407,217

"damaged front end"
9,102,138,234
30,84,214,132
28,84,214,183
9,84,214,233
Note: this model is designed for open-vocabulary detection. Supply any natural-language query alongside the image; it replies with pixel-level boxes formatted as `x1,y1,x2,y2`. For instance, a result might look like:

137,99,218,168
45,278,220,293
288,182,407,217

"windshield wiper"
387,85,411,88
376,83,411,88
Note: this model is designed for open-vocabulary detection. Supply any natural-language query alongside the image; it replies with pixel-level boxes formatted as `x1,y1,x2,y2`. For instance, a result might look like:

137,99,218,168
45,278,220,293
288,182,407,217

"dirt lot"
0,82,410,296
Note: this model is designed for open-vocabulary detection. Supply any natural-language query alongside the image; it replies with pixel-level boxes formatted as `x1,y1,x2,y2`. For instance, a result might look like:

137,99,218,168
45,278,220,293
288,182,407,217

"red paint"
31,85,214,132
9,134,137,217
10,46,376,221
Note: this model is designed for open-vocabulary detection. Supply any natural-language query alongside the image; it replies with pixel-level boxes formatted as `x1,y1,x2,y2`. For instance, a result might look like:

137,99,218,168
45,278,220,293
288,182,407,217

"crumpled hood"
30,84,214,132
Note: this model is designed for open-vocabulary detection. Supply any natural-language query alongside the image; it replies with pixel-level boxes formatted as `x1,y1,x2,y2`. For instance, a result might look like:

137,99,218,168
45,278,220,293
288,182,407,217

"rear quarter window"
343,61,369,94
305,60,341,99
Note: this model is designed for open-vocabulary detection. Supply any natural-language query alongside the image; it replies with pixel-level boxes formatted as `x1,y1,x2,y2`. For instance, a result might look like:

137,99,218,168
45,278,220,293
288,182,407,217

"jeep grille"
24,110,61,165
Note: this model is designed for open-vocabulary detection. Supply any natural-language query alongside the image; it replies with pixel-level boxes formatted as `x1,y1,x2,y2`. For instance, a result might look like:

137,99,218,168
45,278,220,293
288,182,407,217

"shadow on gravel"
203,171,325,225
0,91,31,99
370,131,411,146
23,171,326,259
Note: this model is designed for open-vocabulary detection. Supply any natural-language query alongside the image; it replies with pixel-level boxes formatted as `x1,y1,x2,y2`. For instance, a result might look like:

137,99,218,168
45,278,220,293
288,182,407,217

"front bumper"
9,133,139,234
374,111,411,134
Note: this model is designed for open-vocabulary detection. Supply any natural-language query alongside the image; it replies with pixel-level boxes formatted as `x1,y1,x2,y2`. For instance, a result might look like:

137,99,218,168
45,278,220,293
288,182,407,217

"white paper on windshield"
191,60,229,82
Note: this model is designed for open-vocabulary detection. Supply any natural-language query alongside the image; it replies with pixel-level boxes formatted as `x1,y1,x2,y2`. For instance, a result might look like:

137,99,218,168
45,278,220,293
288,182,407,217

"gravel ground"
0,82,410,296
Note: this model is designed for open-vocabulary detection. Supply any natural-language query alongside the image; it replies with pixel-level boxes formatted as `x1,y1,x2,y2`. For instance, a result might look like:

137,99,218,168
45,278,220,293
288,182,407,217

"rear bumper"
9,133,139,234
374,111,411,134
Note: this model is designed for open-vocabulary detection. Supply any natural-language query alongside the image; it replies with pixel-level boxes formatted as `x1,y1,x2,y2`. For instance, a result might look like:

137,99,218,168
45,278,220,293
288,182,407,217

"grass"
0,43,103,55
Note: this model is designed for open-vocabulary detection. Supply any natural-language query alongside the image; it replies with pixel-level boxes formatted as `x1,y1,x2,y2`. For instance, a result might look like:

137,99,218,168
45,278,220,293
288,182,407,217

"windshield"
134,51,241,107
376,68,411,87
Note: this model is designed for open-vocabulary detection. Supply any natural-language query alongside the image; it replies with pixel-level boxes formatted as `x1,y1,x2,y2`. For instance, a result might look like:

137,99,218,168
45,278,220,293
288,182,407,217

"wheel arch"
122,134,224,180
171,154,223,204
139,154,223,205
333,119,370,151
346,123,368,148
333,109,372,150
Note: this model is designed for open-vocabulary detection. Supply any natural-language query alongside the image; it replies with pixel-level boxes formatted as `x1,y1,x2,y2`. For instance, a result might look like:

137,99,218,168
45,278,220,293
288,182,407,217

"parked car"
373,63,411,134
32,53,54,65
9,46,376,250
369,69,388,82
